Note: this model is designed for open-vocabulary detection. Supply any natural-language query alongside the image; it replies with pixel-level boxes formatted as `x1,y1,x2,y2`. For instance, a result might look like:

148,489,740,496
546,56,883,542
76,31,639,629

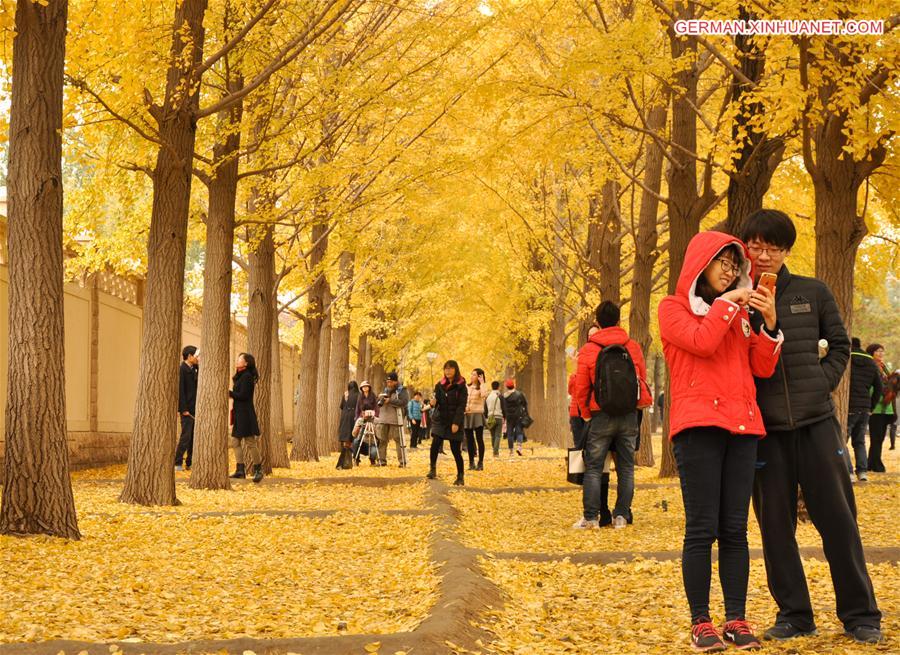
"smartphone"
757,272,777,295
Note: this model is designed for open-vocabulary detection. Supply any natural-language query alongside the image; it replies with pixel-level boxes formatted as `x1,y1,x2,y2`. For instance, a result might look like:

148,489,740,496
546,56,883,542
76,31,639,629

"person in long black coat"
426,360,468,485
229,353,263,483
339,381,360,447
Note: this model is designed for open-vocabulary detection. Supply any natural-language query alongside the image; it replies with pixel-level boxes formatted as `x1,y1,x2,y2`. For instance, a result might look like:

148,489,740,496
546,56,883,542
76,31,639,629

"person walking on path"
175,345,199,471
572,302,651,531
847,339,882,481
485,381,505,457
660,231,783,651
500,379,528,456
465,368,488,470
427,360,468,485
407,391,424,449
229,353,263,483
741,209,882,645
866,343,894,473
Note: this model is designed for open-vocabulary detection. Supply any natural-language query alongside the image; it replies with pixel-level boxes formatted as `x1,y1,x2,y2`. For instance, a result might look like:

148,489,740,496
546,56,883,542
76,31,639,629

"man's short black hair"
491,380,500,390
595,301,620,328
182,345,197,360
741,209,797,250
851,337,862,350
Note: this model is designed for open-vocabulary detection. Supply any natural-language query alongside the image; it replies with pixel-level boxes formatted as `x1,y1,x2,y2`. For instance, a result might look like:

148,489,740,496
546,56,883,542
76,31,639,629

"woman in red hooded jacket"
659,231,782,652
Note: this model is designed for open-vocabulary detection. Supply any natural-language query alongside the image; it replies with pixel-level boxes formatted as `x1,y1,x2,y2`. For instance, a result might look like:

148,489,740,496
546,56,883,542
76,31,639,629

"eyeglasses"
715,258,740,275
747,244,786,257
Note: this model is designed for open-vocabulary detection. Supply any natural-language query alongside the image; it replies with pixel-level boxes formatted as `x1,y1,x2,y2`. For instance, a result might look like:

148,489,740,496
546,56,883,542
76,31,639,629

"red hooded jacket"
659,231,782,440
574,327,652,420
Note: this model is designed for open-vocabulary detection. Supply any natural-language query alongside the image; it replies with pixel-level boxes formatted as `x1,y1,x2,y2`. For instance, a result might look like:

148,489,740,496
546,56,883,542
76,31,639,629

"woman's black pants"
674,426,758,622
465,426,485,466
430,435,464,478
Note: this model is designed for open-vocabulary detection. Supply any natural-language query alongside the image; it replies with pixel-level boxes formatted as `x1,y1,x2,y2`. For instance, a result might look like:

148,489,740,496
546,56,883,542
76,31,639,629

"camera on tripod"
362,409,376,421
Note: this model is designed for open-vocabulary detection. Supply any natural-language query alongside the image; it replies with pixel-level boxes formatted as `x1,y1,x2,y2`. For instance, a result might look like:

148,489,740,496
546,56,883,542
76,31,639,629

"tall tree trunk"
327,252,354,447
190,79,243,491
247,224,275,473
545,305,568,448
724,6,785,236
659,6,712,478
120,0,208,505
316,287,333,456
631,104,666,468
597,179,622,304
0,0,80,539
269,313,290,467
291,221,329,461
356,332,369,382
526,333,546,443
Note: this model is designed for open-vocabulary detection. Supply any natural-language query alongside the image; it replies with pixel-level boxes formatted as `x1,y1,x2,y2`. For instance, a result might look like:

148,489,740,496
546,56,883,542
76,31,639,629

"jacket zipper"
779,360,795,428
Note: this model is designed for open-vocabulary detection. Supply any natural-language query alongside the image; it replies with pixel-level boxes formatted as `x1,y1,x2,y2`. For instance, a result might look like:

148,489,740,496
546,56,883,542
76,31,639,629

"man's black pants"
175,415,195,467
752,417,880,631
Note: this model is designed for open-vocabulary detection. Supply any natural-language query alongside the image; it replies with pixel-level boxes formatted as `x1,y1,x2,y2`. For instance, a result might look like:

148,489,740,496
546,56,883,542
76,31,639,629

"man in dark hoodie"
847,337,883,482
175,345,199,471
741,209,882,644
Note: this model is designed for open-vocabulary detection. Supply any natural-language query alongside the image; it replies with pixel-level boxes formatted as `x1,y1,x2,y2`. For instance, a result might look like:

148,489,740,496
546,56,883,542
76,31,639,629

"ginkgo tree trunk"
120,0,209,506
1,0,80,539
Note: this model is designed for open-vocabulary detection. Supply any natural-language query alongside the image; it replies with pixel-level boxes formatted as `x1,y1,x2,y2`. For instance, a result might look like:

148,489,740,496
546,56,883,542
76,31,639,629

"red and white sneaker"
722,619,762,650
691,619,726,652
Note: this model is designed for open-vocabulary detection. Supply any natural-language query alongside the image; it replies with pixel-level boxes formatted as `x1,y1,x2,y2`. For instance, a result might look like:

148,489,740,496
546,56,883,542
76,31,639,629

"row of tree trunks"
631,104,667,468
190,75,244,491
120,0,209,505
0,0,80,538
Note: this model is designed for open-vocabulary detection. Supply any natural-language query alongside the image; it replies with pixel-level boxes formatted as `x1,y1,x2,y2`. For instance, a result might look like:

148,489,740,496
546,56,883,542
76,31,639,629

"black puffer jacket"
501,389,529,426
849,350,883,413
749,265,850,432
434,377,468,443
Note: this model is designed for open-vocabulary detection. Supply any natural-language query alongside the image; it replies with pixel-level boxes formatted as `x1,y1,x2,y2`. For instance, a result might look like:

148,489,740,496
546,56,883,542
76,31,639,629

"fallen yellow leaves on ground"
479,557,899,655
1,513,438,643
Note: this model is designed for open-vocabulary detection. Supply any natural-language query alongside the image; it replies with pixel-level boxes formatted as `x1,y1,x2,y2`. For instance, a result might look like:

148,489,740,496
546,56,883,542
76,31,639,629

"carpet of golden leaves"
1,436,897,654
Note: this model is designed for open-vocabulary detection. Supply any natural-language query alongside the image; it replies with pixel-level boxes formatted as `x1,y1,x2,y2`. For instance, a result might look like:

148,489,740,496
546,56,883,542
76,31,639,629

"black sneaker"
763,622,817,640
453,477,464,486
845,625,883,644
691,619,726,652
722,619,761,650
599,510,612,527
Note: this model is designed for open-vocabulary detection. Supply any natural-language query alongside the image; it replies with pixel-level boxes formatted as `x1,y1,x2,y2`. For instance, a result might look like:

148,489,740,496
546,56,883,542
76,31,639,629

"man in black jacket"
740,210,881,645
175,345,199,471
848,337,883,481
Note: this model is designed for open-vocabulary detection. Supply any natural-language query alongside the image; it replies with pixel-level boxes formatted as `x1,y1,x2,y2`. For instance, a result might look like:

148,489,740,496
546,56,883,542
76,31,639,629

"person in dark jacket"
175,346,199,471
741,209,881,644
426,360,468,485
500,379,529,456
339,381,360,447
866,343,894,473
229,353,263,483
847,338,882,481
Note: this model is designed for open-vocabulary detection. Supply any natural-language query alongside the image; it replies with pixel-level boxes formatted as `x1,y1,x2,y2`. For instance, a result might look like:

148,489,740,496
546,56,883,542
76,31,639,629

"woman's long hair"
234,352,259,383
348,380,360,394
695,244,741,306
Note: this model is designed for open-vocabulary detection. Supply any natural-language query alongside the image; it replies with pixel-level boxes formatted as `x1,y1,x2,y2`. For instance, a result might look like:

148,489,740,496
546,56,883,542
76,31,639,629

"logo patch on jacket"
790,295,811,314
741,318,751,337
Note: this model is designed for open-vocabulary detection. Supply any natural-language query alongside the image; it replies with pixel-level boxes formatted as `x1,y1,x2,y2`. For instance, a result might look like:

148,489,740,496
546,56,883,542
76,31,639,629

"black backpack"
593,344,638,416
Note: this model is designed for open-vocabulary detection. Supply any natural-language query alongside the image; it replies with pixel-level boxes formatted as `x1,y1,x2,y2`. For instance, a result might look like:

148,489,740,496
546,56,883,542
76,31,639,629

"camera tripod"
354,417,380,465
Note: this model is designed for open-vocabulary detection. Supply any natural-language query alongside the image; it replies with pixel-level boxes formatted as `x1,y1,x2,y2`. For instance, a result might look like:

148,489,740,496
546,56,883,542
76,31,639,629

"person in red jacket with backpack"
572,302,651,530
659,231,782,652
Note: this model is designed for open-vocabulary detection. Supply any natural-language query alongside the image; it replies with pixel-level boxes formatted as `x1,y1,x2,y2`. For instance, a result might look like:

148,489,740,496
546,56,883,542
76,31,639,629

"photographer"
374,372,410,467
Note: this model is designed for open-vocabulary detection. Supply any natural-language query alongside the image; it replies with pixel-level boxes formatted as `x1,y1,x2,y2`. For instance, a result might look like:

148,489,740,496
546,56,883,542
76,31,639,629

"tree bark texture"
315,287,333,456
120,0,208,505
247,224,275,473
1,0,80,539
631,104,666,468
189,76,242,491
268,313,290,468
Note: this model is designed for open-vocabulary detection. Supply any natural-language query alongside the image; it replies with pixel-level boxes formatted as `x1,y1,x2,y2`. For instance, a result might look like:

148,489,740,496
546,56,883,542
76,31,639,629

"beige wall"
0,262,297,466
